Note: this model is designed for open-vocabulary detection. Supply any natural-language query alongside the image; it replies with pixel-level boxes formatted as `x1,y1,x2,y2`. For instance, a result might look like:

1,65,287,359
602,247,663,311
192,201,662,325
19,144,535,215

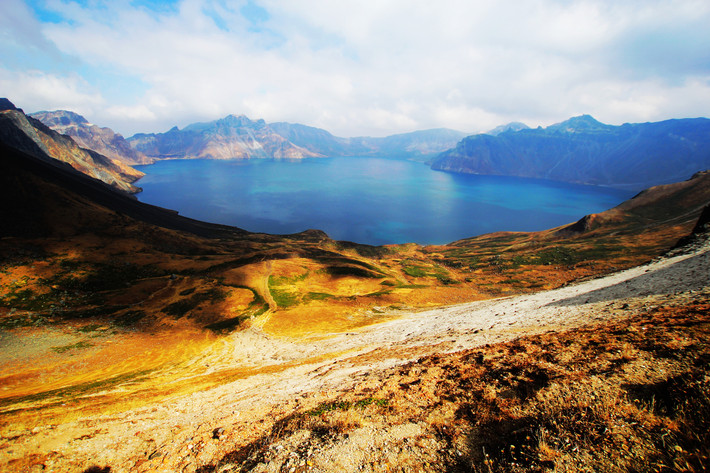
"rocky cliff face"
0,99,143,194
485,121,530,136
431,115,710,190
128,114,322,160
128,116,467,162
30,110,152,165
267,123,467,160
268,122,353,157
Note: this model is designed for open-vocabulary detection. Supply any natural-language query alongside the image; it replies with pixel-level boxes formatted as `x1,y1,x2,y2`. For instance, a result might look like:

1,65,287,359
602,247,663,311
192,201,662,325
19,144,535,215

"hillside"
0,126,708,471
0,99,143,194
30,110,152,165
431,115,710,190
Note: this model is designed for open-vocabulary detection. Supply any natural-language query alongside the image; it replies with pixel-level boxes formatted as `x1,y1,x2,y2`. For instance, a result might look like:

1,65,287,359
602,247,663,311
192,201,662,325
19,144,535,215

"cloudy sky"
2,0,709,137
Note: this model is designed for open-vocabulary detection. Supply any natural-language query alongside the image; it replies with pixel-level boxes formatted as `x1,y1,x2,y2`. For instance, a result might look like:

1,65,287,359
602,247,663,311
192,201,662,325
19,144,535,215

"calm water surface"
136,157,632,245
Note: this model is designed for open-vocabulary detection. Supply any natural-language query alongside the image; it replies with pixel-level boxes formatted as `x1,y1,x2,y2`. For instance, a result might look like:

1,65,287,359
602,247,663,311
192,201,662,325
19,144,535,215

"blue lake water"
135,157,633,246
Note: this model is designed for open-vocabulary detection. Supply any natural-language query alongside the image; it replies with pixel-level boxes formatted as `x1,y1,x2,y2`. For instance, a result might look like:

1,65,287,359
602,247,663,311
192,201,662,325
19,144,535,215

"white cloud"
0,68,104,113
5,0,710,137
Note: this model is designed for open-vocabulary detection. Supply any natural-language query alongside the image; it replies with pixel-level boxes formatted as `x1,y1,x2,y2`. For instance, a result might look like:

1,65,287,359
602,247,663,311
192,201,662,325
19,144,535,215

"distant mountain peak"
223,113,250,121
131,113,321,160
182,114,268,133
30,110,89,127
486,122,530,136
548,114,610,133
218,114,262,127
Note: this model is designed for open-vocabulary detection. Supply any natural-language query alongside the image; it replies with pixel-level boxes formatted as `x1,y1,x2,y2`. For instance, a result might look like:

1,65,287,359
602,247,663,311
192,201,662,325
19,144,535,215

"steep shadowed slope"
0,99,143,193
0,141,245,238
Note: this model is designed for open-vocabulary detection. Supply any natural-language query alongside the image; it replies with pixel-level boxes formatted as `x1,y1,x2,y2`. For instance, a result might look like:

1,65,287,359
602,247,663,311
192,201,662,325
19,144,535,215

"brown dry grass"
199,300,710,473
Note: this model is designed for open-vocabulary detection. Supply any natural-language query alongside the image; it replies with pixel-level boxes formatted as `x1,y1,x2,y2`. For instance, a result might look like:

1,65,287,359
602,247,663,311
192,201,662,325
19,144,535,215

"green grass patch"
269,271,309,286
51,341,94,354
0,369,154,410
403,262,455,284
252,305,269,317
268,274,307,308
269,286,299,308
403,265,428,278
353,397,390,409
304,292,335,302
308,397,389,416
435,274,458,285
533,247,579,266
307,400,352,416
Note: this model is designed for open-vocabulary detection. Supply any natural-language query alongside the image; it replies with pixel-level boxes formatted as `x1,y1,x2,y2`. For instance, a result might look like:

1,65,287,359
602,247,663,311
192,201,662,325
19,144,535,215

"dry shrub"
199,302,710,473
458,303,710,473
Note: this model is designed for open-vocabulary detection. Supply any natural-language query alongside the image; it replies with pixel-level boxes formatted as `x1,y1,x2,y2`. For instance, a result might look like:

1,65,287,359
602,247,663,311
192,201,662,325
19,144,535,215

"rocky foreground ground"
1,237,708,472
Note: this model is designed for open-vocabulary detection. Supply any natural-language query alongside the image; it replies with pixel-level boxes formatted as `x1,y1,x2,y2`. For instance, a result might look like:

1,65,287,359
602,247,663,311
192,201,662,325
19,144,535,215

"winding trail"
249,260,276,330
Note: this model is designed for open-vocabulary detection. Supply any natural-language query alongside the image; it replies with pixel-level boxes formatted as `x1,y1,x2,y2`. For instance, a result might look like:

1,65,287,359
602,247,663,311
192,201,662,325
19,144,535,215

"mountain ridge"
126,116,467,161
19,101,710,191
30,110,152,165
0,99,143,193
431,115,710,190
127,114,321,160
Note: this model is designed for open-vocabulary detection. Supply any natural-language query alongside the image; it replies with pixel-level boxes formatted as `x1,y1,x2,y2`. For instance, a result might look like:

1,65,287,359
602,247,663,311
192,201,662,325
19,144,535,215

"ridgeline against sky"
2,0,710,137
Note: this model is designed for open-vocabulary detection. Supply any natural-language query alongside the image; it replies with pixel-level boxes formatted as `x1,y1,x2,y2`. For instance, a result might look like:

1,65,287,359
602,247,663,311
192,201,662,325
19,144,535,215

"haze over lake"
136,157,632,245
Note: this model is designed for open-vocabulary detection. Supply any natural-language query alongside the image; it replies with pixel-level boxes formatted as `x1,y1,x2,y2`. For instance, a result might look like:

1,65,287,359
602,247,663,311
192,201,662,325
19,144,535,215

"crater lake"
135,157,633,246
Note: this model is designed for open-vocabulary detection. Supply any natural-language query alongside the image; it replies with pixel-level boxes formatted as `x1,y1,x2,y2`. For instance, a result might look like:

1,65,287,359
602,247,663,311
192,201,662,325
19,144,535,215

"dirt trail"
1,241,708,472
248,260,276,331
